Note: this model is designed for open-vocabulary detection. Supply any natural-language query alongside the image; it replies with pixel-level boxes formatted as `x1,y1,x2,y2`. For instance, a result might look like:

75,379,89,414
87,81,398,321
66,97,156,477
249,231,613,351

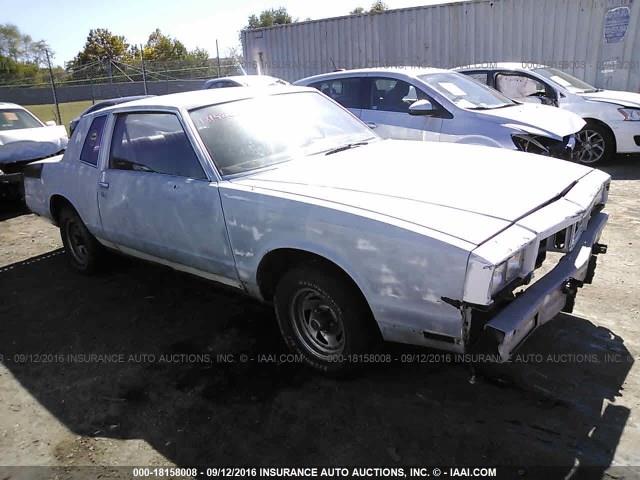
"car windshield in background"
419,72,516,110
190,91,375,176
533,67,598,93
0,109,43,131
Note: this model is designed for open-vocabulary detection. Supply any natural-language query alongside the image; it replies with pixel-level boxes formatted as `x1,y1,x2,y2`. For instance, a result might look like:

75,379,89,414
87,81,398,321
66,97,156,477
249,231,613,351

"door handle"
98,181,109,189
366,122,378,129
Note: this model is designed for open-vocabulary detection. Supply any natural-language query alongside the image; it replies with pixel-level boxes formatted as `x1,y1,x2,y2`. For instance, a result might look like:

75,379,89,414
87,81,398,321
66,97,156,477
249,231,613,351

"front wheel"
274,263,376,373
574,122,615,165
59,207,103,273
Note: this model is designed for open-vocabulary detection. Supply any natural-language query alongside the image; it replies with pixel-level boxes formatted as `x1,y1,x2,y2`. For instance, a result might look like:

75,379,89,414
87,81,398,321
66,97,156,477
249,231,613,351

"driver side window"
109,112,206,180
495,73,547,101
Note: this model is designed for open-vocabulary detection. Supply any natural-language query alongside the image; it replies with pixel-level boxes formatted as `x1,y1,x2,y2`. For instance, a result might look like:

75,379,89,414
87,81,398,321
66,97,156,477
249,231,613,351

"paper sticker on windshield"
550,76,572,87
2,112,18,121
439,82,467,97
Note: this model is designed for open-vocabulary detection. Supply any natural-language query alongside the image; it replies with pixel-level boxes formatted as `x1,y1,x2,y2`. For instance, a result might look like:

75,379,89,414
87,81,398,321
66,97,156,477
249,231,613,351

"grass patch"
27,101,94,133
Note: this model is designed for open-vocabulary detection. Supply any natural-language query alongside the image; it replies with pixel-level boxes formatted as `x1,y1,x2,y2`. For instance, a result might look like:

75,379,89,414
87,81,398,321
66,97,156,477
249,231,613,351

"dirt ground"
0,159,639,479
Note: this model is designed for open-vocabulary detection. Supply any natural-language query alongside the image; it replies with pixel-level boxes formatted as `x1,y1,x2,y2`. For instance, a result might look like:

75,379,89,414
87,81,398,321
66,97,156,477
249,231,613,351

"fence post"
140,44,148,95
45,49,62,125
216,39,221,77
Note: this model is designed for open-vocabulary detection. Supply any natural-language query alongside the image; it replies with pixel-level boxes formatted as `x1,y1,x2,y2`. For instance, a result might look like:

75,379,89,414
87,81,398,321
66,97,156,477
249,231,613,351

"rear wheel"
59,207,103,273
575,122,615,165
274,263,376,373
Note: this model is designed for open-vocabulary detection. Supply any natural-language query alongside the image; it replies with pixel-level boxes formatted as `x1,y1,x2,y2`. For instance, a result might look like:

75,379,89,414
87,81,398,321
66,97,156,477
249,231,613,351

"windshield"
190,91,375,176
419,72,516,110
533,68,597,93
0,108,43,131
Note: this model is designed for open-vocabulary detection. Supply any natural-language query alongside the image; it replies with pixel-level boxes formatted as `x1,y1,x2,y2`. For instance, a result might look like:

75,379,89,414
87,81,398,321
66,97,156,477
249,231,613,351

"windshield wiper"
324,141,369,156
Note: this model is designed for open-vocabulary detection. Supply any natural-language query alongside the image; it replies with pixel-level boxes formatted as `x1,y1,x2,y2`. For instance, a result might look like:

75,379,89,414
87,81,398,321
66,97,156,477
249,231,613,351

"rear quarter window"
79,115,107,166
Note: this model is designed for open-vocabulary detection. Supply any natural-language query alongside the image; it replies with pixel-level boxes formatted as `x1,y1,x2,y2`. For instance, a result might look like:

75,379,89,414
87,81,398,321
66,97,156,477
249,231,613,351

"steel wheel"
59,207,103,273
575,129,607,164
65,219,89,267
290,287,345,359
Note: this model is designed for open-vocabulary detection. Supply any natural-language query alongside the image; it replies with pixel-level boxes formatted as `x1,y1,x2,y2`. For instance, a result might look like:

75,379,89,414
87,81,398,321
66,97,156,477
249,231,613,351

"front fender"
220,183,473,344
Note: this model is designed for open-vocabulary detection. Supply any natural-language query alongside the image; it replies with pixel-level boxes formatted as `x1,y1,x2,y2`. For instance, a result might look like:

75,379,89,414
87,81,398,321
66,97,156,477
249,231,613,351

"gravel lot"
0,159,639,479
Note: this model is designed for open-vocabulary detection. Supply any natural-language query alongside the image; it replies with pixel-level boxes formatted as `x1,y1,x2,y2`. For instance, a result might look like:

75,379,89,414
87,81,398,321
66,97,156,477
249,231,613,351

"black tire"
59,207,103,273
575,121,615,165
274,262,376,373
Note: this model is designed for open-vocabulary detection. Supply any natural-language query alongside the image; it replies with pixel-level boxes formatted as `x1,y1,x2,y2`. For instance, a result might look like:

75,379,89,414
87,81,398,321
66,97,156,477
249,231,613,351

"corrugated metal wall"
241,0,640,92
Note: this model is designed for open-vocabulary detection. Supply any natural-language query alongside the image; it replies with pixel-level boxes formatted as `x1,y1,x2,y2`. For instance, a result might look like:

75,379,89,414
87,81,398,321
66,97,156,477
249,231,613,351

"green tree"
369,0,388,13
142,29,208,63
246,7,293,29
0,23,51,85
68,28,132,78
350,7,365,14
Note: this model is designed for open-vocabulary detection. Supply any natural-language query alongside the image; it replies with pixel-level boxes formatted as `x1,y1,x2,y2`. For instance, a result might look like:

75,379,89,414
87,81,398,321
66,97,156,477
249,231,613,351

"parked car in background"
1,102,68,201
295,68,585,160
203,75,289,89
456,63,640,164
23,87,609,372
69,95,154,135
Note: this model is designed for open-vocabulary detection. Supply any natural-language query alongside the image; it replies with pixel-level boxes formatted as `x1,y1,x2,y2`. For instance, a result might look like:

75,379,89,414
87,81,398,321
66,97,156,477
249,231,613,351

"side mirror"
45,120,57,126
409,99,437,116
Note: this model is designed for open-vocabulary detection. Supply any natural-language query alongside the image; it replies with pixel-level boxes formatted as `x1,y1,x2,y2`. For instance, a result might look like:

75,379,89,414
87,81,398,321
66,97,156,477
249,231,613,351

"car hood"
577,89,640,108
232,140,593,245
0,125,68,165
477,103,586,139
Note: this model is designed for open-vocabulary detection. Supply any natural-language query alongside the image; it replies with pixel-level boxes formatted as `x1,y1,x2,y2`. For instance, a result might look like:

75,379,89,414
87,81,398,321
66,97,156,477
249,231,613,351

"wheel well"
583,118,617,150
49,195,76,225
256,248,381,338
258,249,340,299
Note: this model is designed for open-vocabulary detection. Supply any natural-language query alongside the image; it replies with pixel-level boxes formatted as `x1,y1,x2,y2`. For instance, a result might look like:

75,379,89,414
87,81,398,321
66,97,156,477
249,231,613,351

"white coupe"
23,87,610,372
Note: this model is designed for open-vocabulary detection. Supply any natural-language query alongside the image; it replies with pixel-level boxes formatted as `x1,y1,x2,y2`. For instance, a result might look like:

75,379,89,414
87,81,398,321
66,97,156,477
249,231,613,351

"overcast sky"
1,0,464,66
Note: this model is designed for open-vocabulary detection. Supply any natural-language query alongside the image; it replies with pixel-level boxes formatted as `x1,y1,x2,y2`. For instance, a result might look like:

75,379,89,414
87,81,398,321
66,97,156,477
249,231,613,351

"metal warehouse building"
241,0,640,91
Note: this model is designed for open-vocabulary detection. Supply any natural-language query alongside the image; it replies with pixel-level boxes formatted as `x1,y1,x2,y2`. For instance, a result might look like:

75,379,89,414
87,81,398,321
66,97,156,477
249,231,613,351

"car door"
97,110,239,284
360,77,443,141
308,77,366,118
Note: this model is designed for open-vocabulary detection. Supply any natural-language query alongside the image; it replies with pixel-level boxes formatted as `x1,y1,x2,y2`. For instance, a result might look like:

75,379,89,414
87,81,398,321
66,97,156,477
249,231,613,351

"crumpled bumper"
482,211,608,360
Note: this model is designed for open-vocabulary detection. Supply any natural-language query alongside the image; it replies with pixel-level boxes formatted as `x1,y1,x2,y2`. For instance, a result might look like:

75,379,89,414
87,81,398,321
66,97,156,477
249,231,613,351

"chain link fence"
0,56,246,114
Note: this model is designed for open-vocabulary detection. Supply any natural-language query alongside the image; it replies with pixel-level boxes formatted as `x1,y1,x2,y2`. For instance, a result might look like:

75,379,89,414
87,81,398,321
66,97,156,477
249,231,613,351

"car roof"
95,85,314,113
455,62,547,71
205,75,287,86
296,66,451,84
0,102,26,109
80,95,154,115
94,95,154,106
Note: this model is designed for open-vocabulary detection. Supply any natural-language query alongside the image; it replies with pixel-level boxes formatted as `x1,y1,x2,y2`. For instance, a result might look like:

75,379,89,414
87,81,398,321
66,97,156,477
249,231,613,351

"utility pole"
45,49,62,125
216,39,221,77
140,44,148,95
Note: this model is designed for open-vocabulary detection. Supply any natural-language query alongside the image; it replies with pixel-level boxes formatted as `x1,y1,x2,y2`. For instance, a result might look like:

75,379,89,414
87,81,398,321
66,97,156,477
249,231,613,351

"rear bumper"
480,211,608,360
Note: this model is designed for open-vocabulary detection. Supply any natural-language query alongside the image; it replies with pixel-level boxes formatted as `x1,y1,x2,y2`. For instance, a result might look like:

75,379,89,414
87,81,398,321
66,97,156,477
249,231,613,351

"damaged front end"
460,171,610,361
512,133,577,160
